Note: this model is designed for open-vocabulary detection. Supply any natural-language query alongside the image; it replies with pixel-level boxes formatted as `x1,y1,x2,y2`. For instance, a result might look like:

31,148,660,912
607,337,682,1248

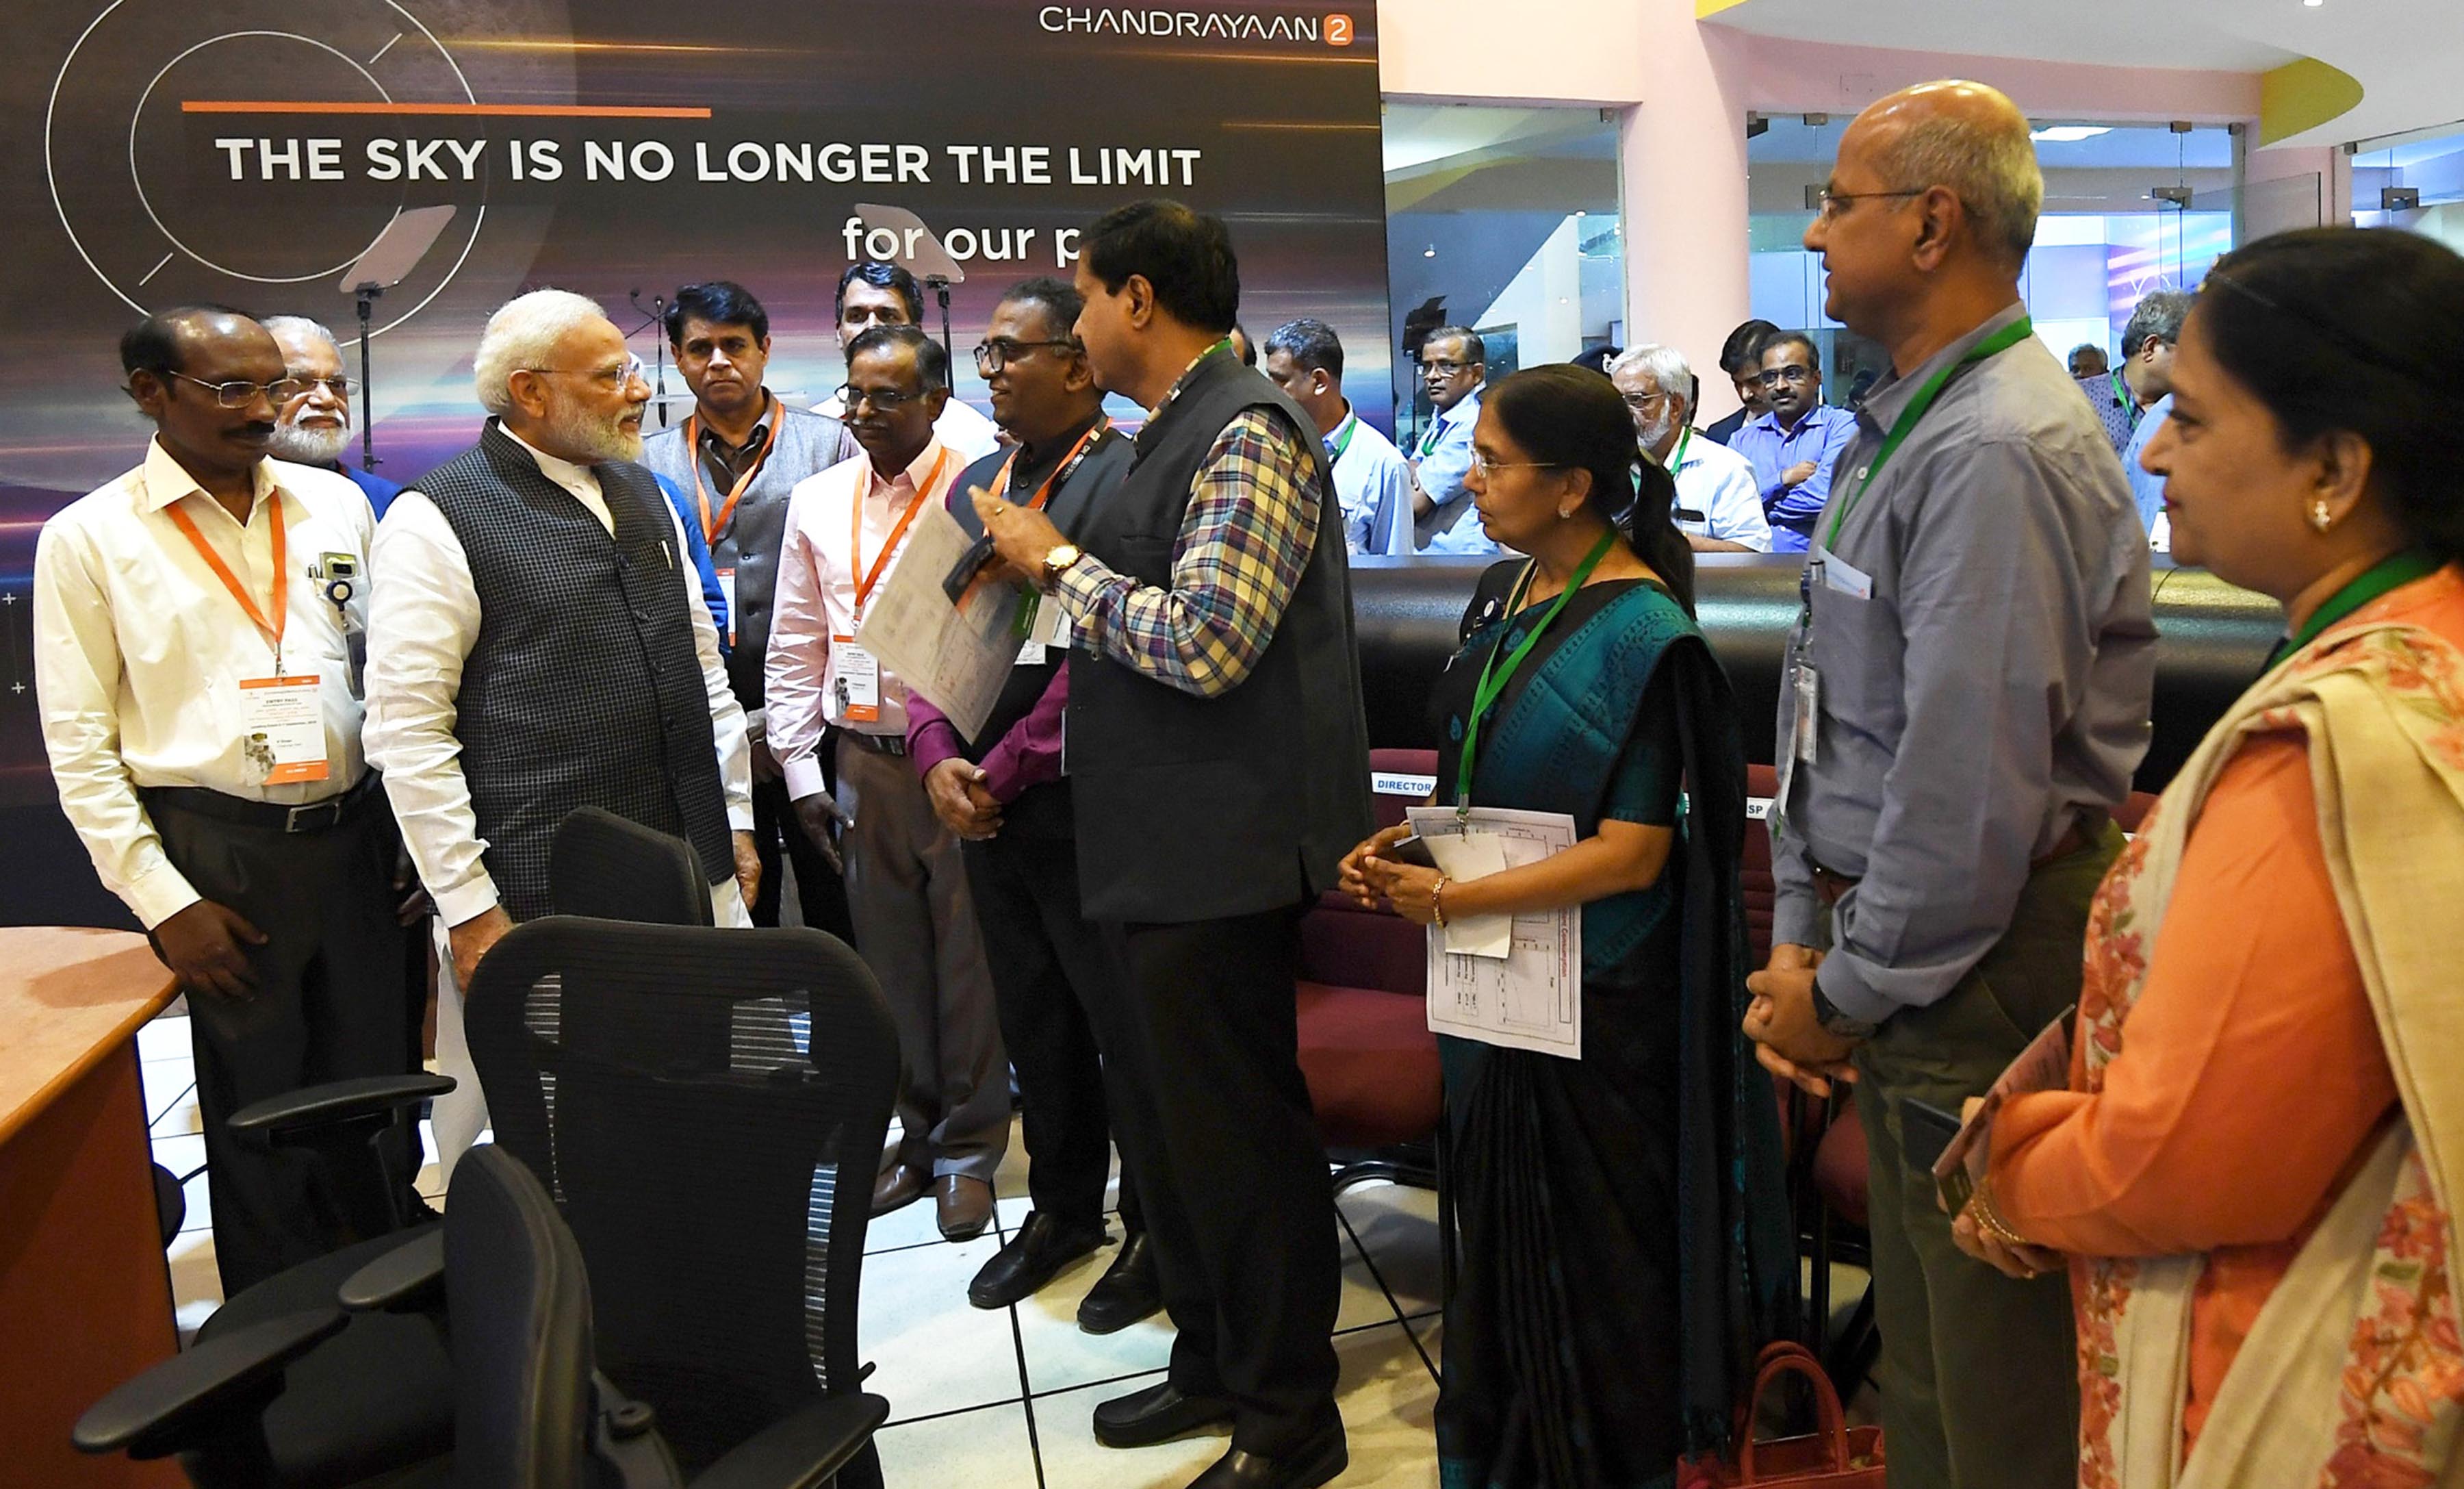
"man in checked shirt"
976,200,1373,1489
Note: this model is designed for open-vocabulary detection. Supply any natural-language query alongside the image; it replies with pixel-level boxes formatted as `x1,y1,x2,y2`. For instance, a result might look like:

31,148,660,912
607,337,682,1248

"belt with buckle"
1809,816,2101,908
142,774,385,835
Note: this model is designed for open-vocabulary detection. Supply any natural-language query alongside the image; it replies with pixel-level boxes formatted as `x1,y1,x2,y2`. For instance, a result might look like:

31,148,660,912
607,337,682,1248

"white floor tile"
865,1187,958,1254
166,1232,222,1337
857,1230,1027,1424
872,1399,1041,1488
1338,1182,1442,1319
1033,1369,1224,1489
136,1014,192,1062
1327,1323,1441,1488
149,1082,202,1138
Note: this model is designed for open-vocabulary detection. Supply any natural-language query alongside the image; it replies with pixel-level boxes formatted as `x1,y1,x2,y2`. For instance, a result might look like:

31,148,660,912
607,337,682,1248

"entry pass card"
1929,1006,2076,1213
832,635,881,722
717,567,737,648
239,676,330,786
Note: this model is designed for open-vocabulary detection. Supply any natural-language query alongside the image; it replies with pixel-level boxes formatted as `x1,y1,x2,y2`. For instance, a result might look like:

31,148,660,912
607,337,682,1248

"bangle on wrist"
1973,1177,2036,1251
1431,876,1450,928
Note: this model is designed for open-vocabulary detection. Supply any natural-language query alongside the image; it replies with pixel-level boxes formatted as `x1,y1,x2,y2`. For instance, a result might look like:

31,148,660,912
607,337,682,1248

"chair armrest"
228,1073,457,1136
73,1308,346,1459
687,1392,890,1489
335,1226,446,1313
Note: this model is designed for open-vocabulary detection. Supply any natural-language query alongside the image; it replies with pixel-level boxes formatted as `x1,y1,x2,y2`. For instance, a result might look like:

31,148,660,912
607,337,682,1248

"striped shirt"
1055,406,1319,699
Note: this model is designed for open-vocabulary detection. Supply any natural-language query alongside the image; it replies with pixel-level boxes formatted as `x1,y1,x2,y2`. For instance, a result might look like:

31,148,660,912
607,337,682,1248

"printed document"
1407,805,1582,1059
854,504,1028,743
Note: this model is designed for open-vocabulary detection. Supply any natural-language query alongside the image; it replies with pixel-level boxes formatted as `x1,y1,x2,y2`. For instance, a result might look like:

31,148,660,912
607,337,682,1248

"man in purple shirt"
1729,331,1860,552
906,277,1159,1331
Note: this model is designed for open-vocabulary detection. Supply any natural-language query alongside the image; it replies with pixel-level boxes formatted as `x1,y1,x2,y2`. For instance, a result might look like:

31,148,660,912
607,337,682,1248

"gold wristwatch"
1040,542,1083,589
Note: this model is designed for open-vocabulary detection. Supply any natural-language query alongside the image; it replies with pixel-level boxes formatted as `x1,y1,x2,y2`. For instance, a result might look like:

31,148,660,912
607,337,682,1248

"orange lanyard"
851,448,951,618
962,422,1109,611
683,401,782,545
166,489,289,671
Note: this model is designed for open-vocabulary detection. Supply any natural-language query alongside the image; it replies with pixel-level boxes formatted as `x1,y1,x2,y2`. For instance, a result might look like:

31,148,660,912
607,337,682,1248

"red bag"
1675,1342,1885,1488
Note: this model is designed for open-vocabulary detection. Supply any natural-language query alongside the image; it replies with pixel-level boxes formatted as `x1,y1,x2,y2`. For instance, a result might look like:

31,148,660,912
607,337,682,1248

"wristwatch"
1039,542,1083,589
1812,982,1879,1041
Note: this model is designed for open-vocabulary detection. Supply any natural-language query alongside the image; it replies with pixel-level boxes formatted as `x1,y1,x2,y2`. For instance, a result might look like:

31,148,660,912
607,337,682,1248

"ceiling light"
2303,0,2322,7
2029,125,2114,143
1423,245,1436,258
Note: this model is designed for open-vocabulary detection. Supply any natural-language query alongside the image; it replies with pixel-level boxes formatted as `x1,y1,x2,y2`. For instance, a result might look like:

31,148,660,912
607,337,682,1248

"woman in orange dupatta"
1953,227,2464,1488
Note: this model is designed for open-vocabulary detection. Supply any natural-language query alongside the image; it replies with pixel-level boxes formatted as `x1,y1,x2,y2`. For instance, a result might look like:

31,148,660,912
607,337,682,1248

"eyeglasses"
972,338,1077,374
1620,390,1672,411
287,374,353,400
836,383,927,411
1422,359,1477,377
166,371,307,408
1756,366,1817,389
1812,187,1927,222
526,355,650,390
1469,452,1563,479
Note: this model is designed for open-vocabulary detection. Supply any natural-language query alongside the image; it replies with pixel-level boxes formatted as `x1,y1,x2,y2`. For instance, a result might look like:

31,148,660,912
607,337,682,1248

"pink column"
1621,19,1756,420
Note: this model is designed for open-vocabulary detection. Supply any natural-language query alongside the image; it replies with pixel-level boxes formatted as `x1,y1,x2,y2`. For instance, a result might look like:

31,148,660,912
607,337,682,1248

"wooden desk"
0,927,182,1488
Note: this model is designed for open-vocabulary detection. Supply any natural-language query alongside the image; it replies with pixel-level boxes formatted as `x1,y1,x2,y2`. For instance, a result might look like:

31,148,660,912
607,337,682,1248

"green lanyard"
1826,316,2034,549
2265,548,2444,671
2111,370,2132,418
1667,424,1691,472
1329,413,1359,461
1455,529,1617,819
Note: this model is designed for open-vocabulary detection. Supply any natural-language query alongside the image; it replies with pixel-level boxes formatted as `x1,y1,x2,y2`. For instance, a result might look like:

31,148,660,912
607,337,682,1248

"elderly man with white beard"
1609,344,1771,553
365,288,757,1180
261,316,405,516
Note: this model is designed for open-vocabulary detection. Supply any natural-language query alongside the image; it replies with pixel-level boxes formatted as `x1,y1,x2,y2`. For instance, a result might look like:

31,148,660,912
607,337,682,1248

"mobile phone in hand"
1382,834,1439,869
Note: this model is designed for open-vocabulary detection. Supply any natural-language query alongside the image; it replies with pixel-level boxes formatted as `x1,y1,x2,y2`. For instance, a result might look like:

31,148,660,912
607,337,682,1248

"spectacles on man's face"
1619,390,1671,411
836,383,927,411
971,338,1077,375
528,355,650,392
287,374,352,400
1422,359,1476,379
1812,186,1927,222
1756,365,1817,390
166,371,307,408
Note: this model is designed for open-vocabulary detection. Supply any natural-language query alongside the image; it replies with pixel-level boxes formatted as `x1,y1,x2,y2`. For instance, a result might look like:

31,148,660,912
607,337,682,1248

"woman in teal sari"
1344,366,1795,1488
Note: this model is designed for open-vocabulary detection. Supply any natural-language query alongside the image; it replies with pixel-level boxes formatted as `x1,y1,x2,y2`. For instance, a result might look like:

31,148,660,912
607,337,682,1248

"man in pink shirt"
906,276,1159,1329
767,325,1006,1239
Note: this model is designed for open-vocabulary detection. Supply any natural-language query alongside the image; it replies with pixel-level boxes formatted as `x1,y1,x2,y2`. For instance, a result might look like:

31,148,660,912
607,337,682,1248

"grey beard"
1639,411,1676,457
266,421,350,466
543,398,643,463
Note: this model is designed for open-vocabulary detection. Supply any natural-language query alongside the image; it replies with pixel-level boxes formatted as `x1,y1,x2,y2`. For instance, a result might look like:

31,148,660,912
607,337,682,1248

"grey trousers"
1840,825,2120,1489
836,736,1009,1182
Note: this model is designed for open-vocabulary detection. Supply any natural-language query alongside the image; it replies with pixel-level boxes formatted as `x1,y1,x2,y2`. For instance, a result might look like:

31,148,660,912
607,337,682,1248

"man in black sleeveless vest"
367,290,757,1174
910,277,1159,1329
976,202,1373,1489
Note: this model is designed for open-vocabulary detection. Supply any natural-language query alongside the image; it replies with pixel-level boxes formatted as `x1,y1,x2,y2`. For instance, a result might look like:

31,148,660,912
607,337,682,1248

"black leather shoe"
1091,1379,1235,1449
1077,1230,1162,1334
1185,1421,1347,1489
968,1212,1107,1310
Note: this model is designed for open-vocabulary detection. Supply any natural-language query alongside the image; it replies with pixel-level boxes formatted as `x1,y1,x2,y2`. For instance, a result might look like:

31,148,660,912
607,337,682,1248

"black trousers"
1100,906,1339,1457
962,832,1141,1233
749,776,854,943
146,789,420,1296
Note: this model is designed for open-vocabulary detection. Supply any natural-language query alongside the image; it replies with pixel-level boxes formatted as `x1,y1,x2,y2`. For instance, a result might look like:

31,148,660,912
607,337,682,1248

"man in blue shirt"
2113,290,2193,535
1261,318,1415,556
1409,325,1496,555
263,316,403,516
1728,331,1858,552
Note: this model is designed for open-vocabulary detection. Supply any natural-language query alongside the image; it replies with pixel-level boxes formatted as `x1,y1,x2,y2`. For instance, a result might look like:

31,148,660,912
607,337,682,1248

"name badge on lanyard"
168,491,331,787
716,567,738,647
832,634,881,723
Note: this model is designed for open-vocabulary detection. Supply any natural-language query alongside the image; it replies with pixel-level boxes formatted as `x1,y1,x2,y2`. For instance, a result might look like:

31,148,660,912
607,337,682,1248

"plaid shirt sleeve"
1053,409,1320,698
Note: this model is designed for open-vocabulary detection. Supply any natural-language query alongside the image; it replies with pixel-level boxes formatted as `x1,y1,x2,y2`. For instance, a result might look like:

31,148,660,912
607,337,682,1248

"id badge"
1793,667,1821,767
716,567,738,647
832,635,881,724
238,676,331,786
1015,640,1049,666
1029,594,1073,648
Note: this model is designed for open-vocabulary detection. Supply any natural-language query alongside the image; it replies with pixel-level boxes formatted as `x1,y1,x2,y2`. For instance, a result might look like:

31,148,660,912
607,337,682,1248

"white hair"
1608,343,1695,413
259,315,339,353
1872,94,2043,266
472,290,612,416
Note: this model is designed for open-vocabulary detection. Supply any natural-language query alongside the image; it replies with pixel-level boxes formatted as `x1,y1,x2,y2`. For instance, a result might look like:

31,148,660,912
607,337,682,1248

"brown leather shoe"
936,1174,994,1240
872,1162,929,1217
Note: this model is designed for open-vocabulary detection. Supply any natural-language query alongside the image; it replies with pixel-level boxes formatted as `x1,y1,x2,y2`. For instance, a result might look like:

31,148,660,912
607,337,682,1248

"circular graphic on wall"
44,0,489,338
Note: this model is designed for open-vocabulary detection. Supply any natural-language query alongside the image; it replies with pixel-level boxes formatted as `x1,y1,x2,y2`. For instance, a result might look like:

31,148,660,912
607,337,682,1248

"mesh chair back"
463,919,900,1474
446,1145,598,1489
552,806,715,926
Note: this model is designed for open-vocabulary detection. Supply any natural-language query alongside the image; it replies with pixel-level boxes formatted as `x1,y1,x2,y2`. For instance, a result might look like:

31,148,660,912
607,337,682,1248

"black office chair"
78,1145,888,1488
465,917,901,1477
552,806,716,926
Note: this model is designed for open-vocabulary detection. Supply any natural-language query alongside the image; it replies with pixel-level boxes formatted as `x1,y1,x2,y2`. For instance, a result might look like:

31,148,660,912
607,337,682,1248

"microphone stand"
925,275,954,366
352,285,382,469
627,290,672,428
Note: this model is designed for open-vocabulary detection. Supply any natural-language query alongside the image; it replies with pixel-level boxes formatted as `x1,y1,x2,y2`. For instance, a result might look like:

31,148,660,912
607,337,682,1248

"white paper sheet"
1407,805,1583,1059
852,504,1030,743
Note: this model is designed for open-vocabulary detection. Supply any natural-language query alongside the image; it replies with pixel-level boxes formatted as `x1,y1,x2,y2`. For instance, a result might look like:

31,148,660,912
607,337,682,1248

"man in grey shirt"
1743,81,2156,1489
